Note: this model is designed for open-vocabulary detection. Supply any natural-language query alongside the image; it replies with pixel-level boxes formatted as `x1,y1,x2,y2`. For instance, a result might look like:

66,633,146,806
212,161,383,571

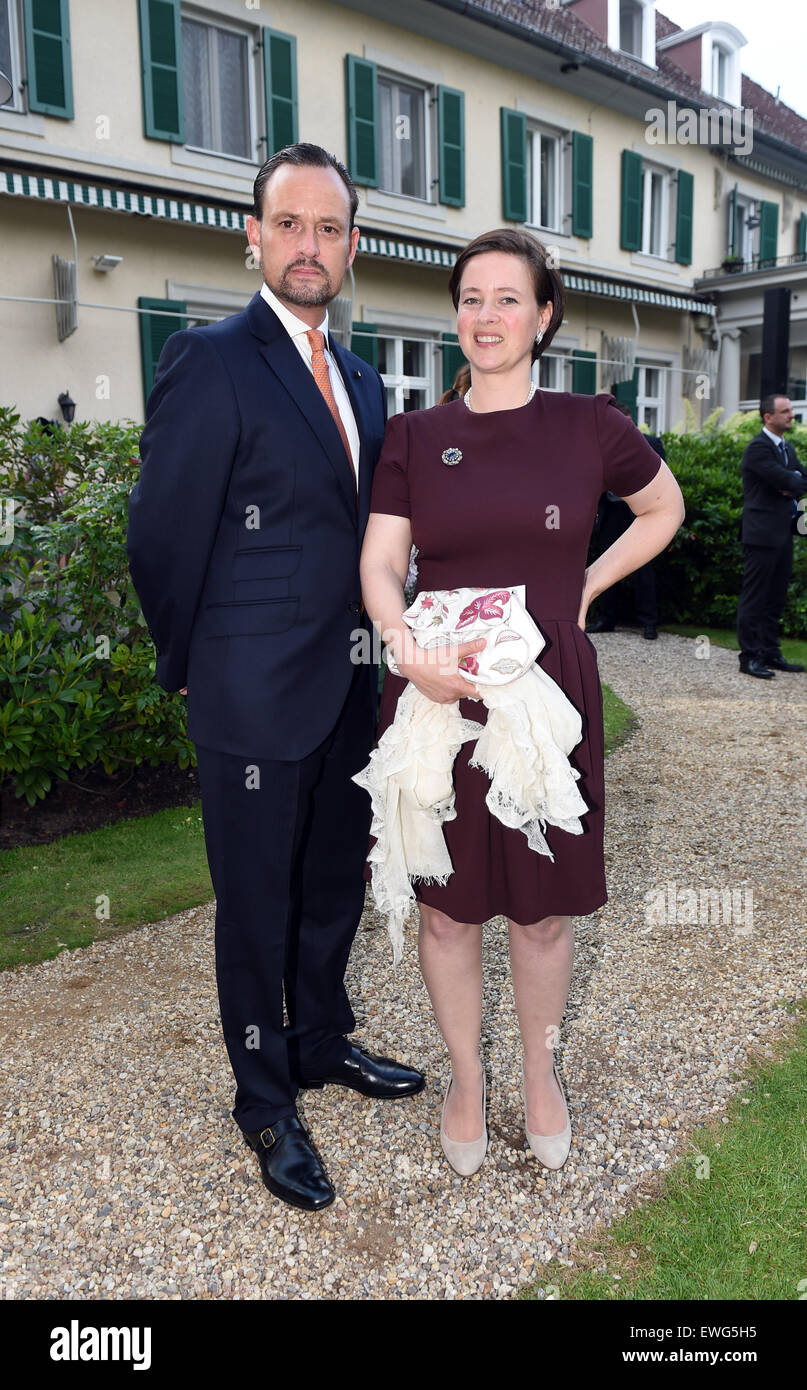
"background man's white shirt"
259,281,360,482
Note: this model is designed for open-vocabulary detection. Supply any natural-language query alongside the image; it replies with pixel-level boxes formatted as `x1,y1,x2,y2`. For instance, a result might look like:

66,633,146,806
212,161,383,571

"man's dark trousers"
736,539,793,663
195,658,375,1135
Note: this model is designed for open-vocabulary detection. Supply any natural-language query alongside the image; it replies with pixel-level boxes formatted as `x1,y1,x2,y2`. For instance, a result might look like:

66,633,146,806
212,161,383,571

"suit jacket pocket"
202,596,299,637
232,544,302,580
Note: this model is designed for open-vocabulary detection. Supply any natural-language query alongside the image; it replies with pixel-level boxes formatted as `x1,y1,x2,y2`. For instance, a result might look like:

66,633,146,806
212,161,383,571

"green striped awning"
1,166,715,314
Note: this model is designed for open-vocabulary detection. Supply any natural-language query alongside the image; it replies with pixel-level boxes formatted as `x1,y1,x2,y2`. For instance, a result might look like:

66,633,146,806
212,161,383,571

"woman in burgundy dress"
359,228,685,1177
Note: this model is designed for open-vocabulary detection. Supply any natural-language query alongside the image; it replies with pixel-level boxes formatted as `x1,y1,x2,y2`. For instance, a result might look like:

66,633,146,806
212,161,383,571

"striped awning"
1,166,715,314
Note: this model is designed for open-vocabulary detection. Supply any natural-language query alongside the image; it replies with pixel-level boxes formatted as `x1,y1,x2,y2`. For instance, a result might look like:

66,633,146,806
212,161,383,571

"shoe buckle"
258,1126,276,1149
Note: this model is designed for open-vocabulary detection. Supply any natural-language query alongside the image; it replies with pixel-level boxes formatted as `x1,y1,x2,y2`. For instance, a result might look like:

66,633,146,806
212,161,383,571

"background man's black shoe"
585,618,615,633
297,1044,425,1099
243,1115,334,1212
762,654,804,672
739,658,775,679
643,623,658,640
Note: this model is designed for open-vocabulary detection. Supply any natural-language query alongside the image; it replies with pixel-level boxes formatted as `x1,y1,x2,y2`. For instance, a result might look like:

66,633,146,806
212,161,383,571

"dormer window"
712,43,730,100
607,0,656,68
620,0,642,58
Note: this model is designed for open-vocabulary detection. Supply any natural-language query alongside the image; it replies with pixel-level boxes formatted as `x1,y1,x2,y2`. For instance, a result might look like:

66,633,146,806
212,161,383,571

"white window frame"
729,192,758,263
378,332,436,415
377,69,434,205
526,124,564,234
0,0,25,112
636,362,667,432
180,6,258,164
532,350,568,392
607,0,657,68
641,160,672,259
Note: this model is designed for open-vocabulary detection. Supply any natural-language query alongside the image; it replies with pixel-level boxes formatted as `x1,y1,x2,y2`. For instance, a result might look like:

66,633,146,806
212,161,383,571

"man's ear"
346,224,360,268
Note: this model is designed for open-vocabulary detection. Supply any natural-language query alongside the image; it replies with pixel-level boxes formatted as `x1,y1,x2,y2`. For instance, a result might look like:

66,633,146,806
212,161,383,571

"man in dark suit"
736,394,807,678
586,398,665,640
127,144,424,1214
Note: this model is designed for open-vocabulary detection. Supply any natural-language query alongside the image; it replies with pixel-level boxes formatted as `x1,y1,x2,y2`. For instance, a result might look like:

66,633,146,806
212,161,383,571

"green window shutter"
612,369,639,421
798,211,807,260
728,183,738,256
571,349,597,395
620,150,643,251
438,86,465,207
500,108,527,222
675,170,694,266
345,55,378,186
137,0,184,142
262,28,297,155
442,333,467,393
22,0,73,117
571,132,593,238
350,322,378,370
759,201,779,266
139,298,187,407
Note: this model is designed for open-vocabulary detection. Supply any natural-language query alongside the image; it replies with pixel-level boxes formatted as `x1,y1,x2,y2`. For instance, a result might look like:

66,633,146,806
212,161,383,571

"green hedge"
1,404,805,804
0,407,192,804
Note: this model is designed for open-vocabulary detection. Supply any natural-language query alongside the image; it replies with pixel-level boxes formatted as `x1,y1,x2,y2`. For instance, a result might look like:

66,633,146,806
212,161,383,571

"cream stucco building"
1,0,806,430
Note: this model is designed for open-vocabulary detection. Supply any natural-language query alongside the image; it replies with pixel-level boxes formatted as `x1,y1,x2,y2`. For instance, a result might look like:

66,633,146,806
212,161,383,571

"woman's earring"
535,328,545,344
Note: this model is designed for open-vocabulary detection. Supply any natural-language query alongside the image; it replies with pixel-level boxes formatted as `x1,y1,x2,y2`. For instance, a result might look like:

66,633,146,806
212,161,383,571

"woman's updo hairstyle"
448,227,566,362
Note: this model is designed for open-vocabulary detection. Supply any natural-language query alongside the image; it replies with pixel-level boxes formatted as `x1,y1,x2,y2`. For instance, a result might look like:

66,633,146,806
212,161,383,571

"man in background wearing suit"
736,394,807,678
586,396,665,640
127,144,424,1214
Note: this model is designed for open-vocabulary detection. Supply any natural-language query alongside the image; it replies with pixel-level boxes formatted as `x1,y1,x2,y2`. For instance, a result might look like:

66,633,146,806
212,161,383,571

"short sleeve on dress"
369,410,411,518
596,393,663,498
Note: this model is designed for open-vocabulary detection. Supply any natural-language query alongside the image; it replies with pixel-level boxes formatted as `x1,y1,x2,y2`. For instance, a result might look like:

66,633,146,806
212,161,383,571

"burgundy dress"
366,390,662,925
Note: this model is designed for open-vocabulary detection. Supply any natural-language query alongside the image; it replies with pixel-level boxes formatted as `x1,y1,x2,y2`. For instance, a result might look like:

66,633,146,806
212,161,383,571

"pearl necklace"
464,381,538,412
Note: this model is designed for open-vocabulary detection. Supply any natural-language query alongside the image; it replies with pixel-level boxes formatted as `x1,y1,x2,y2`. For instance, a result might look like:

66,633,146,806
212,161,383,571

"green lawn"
521,1001,807,1301
1,681,635,971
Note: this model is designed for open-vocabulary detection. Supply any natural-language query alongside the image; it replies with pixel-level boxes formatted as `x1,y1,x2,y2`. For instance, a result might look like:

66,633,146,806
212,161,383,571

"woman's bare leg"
418,902,484,1142
507,913,574,1134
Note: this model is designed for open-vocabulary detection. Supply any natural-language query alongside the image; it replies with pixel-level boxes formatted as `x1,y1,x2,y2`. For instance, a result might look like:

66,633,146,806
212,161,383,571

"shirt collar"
259,280,330,347
763,425,786,449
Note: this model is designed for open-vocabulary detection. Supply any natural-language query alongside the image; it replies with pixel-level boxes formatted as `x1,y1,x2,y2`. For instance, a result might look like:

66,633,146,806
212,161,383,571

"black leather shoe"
739,657,775,679
243,1115,334,1212
643,623,658,640
585,618,615,633
297,1044,426,1099
762,654,804,672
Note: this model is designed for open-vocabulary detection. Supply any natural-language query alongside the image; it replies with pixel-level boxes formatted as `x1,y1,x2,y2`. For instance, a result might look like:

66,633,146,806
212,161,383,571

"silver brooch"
441,447,462,466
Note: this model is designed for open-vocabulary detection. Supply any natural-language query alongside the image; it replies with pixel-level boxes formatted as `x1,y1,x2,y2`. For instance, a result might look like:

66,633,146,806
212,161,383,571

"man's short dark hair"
253,142,359,229
760,392,787,420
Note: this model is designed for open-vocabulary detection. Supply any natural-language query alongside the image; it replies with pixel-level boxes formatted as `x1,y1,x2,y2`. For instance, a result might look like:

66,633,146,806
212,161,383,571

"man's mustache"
285,259,328,274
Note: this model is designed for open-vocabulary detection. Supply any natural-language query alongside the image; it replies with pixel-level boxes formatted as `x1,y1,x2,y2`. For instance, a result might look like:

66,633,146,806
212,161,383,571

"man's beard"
274,259,337,306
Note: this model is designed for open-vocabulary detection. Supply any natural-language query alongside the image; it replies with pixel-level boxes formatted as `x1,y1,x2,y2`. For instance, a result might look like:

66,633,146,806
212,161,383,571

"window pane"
404,389,427,413
377,338,392,374
402,339,424,377
386,387,397,416
620,0,641,56
644,368,660,397
540,136,557,228
0,3,11,106
378,80,394,192
643,407,659,432
649,172,663,255
398,85,425,198
216,29,249,157
182,20,212,148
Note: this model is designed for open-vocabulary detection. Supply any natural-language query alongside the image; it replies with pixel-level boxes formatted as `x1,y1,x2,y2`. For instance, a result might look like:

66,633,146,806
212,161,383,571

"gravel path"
1,632,804,1300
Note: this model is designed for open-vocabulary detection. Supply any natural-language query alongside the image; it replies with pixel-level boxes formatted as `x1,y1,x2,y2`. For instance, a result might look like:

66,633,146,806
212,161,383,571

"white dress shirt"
259,280,360,483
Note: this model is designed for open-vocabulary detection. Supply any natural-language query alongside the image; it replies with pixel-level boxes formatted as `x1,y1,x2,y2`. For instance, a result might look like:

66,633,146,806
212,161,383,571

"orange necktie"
306,328,357,504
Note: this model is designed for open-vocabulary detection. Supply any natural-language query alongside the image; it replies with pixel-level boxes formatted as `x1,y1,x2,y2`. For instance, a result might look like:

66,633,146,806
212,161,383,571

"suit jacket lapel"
329,336,375,534
247,293,357,525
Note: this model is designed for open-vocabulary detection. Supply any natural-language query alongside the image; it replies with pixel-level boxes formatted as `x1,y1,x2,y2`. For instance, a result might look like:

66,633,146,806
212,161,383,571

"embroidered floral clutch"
386,585,543,686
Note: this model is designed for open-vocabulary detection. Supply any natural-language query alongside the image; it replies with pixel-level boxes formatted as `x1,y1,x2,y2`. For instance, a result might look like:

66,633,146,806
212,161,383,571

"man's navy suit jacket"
740,431,807,546
126,289,387,761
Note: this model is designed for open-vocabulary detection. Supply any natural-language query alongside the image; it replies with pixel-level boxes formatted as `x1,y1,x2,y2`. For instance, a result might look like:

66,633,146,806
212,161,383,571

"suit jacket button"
348,600,360,614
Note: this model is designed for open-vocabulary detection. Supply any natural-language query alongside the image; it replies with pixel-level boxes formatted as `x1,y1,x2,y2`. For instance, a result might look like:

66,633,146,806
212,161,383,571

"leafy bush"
0,407,193,803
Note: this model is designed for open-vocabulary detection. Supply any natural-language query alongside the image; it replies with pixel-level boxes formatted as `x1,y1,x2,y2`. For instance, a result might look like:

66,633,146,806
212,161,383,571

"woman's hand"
394,636,487,703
